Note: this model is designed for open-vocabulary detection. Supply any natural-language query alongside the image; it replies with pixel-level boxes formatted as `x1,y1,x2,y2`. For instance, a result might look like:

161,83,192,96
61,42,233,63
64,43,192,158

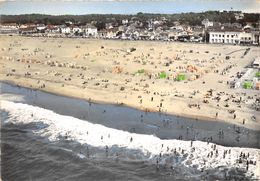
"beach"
0,35,259,130
1,35,260,179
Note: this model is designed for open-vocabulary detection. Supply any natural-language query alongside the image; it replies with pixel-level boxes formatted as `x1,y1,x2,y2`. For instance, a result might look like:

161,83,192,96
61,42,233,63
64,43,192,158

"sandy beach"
0,35,259,131
0,35,260,180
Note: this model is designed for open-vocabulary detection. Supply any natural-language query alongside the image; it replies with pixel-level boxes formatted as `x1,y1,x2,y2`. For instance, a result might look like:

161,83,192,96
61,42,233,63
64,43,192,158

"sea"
1,123,183,181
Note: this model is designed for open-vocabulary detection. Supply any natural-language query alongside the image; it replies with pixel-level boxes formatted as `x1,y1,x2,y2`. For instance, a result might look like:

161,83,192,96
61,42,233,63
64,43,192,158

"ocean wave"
1,100,259,179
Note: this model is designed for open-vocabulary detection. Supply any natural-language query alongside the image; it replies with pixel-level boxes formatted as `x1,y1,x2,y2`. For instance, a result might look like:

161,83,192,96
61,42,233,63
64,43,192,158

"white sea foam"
1,100,259,179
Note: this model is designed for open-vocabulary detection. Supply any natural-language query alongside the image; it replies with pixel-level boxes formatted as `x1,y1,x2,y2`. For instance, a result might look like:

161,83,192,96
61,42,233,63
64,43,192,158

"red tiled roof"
0,23,18,26
19,27,36,31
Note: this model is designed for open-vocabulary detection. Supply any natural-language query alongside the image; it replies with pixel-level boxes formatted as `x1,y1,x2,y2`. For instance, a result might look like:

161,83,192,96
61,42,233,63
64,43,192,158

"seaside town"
1,11,260,45
1,7,260,181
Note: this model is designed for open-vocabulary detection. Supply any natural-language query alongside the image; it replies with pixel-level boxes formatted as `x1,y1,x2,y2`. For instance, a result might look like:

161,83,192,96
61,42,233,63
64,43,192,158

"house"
190,26,204,42
192,26,205,36
98,29,107,38
202,19,214,29
122,19,128,25
176,31,190,42
168,31,178,40
252,31,260,45
239,32,253,44
106,27,119,39
168,27,191,41
121,32,130,40
0,23,19,34
71,26,83,35
234,12,244,20
82,24,97,37
45,25,60,34
185,26,193,36
36,24,46,32
118,25,127,32
19,23,36,29
60,25,71,34
139,30,150,40
19,26,37,34
239,25,254,45
19,23,37,34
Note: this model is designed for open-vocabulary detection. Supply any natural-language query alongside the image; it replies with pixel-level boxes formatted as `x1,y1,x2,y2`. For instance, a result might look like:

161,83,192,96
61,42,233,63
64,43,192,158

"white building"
60,25,71,34
202,19,213,28
239,32,253,44
209,30,240,44
234,12,244,20
82,24,97,37
122,19,128,25
36,24,46,31
209,28,260,45
72,26,82,34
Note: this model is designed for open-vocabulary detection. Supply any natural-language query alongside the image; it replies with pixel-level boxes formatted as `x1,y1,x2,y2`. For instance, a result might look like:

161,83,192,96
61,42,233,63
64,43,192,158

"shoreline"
1,79,257,131
1,81,260,149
